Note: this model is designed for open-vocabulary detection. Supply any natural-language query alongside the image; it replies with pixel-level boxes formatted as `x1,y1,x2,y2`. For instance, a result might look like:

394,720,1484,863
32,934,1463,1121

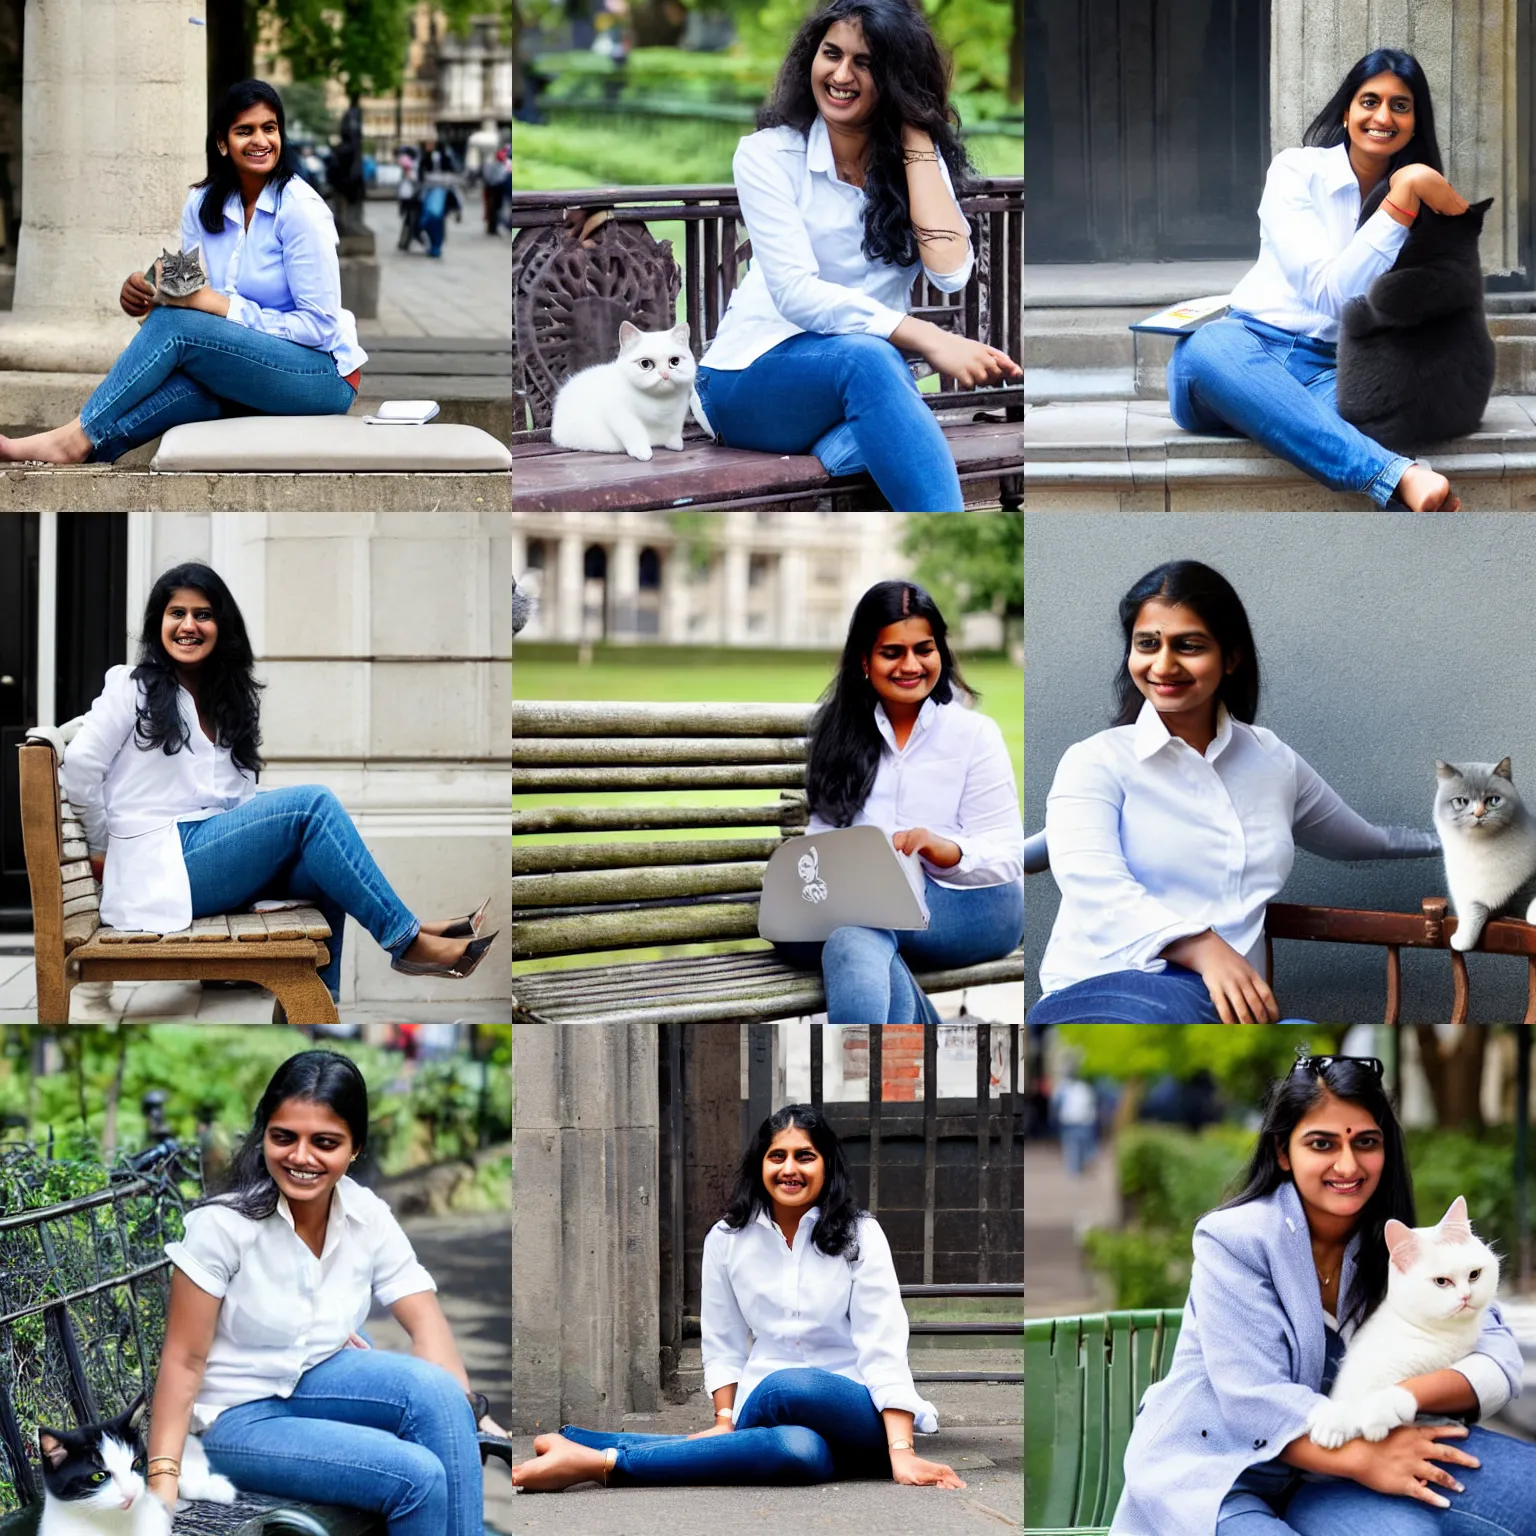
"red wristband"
1383,197,1416,223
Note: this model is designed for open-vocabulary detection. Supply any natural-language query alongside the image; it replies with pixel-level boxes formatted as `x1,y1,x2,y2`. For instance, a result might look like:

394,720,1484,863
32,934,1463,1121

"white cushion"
150,416,512,472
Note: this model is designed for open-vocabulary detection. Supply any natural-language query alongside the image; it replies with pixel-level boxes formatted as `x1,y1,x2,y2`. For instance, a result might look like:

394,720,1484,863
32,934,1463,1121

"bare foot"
0,417,90,464
1396,462,1460,512
511,1432,608,1492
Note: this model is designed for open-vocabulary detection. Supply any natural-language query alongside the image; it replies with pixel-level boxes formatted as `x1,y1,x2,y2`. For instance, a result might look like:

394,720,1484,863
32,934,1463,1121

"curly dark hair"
131,562,264,775
721,1103,865,1259
759,0,975,269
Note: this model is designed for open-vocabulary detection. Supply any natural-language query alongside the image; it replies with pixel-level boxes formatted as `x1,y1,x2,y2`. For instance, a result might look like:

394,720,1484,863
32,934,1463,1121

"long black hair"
807,578,975,826
131,562,263,774
1112,560,1260,728
1220,1059,1414,1328
1303,48,1444,183
193,79,304,234
722,1104,864,1259
759,0,975,270
196,1051,369,1222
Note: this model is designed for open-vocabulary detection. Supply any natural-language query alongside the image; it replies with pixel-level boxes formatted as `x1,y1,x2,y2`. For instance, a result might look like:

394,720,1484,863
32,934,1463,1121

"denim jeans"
561,1367,890,1486
1216,1425,1536,1536
1060,1123,1096,1177
774,876,1024,1024
1167,312,1413,508
178,786,420,1001
80,305,356,462
695,332,965,512
200,1347,484,1536
1027,964,1318,1025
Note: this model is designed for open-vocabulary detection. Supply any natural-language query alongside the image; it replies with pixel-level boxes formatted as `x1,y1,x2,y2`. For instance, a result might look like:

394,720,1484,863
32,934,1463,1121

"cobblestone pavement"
358,196,510,340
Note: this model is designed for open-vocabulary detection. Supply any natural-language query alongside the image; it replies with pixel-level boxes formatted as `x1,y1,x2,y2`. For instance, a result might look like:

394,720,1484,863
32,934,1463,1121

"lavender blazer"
1110,1181,1524,1536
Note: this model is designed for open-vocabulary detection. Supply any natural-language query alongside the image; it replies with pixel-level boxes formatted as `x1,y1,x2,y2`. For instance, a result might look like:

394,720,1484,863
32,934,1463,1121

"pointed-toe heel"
441,895,492,940
390,930,500,980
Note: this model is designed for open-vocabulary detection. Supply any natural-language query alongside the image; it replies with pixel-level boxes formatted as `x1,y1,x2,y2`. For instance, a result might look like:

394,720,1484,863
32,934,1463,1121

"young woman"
147,1050,506,1533
775,579,1023,1024
692,0,1021,513
512,1104,965,1492
1167,50,1473,512
1030,561,1437,1025
0,79,362,464
61,562,497,1001
1112,1054,1535,1535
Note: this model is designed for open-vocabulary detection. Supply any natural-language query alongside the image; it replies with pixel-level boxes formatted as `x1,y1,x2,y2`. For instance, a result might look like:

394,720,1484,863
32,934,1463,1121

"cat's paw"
183,1469,238,1504
1305,1400,1359,1450
1450,925,1479,952
1355,1385,1418,1443
625,444,654,461
663,435,685,451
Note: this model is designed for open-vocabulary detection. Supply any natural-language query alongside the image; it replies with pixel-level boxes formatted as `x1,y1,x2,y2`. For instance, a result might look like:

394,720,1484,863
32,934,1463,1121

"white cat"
550,321,696,460
1435,757,1536,951
1306,1196,1499,1449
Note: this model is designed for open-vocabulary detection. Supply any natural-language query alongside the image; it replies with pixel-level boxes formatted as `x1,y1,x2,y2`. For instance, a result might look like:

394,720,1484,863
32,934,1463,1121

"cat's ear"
37,1429,67,1468
1495,756,1513,782
1385,1218,1419,1271
120,1388,148,1430
1438,1195,1473,1241
670,322,691,347
1435,760,1460,781
617,321,640,352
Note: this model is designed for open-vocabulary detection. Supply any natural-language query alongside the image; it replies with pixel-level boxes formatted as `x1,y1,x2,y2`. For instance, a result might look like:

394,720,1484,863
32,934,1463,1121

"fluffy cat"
145,246,207,304
1307,1196,1499,1448
38,1391,236,1536
1335,196,1495,454
550,321,695,460
1434,757,1536,950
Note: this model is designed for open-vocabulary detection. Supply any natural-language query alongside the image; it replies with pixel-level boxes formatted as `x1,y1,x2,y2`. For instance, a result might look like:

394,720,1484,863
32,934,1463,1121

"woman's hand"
893,827,962,868
160,284,232,318
686,1422,736,1439
1161,930,1279,1024
120,271,155,318
920,331,1023,390
1344,1422,1479,1509
1388,164,1470,218
889,1447,966,1489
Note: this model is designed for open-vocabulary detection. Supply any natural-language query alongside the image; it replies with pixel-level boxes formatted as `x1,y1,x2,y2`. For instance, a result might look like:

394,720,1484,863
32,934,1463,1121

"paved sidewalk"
1024,1138,1117,1316
359,197,510,340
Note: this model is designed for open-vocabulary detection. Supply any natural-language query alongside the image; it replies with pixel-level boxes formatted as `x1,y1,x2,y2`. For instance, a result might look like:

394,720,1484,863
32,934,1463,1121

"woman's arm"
1279,1422,1480,1510
1401,1369,1479,1416
59,667,138,871
880,1406,966,1489
388,1289,471,1392
700,1227,751,1410
146,1269,223,1508
687,1383,739,1439
1289,751,1441,861
899,126,972,284
214,191,346,349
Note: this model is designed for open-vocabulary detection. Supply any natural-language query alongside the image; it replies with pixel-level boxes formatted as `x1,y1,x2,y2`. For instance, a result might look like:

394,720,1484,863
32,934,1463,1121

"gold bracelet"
714,1410,733,1419
888,1438,914,1454
602,1446,618,1486
146,1458,180,1475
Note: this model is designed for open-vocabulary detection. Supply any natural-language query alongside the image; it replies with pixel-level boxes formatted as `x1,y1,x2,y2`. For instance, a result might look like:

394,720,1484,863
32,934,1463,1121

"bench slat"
513,803,803,835
62,839,89,860
93,927,163,943
512,701,813,737
62,894,101,918
513,902,763,958
229,913,272,942
513,861,767,909
513,836,784,875
60,859,93,883
61,876,97,903
513,736,807,767
514,764,806,792
62,911,98,953
192,915,233,941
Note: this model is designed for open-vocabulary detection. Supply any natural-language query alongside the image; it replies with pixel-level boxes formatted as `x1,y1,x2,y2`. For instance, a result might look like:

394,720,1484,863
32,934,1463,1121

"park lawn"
513,646,1021,977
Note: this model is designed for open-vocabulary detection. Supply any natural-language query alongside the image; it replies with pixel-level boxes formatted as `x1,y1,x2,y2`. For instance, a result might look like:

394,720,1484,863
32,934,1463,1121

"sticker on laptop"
798,846,829,904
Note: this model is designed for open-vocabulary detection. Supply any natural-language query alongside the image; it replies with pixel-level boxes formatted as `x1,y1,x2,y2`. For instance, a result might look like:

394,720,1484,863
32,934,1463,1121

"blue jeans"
1167,312,1413,508
178,785,420,1001
695,332,965,512
1216,1425,1536,1536
1027,964,1318,1025
774,876,1024,1024
80,305,356,462
561,1367,889,1486
1060,1122,1096,1176
201,1347,484,1536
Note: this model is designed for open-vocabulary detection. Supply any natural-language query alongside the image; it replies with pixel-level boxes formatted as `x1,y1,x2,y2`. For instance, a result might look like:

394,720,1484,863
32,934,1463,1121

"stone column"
0,0,205,370
722,542,750,648
512,1023,661,1431
610,535,639,643
556,535,583,644
777,547,806,648
1270,0,1520,274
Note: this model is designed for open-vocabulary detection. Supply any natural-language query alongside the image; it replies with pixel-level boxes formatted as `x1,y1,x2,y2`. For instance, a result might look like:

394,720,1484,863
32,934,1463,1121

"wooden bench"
511,700,1026,1024
510,180,1023,511
1024,1309,1184,1535
18,734,338,1025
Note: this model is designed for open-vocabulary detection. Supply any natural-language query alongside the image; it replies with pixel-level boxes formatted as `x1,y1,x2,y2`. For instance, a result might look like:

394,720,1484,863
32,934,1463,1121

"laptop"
757,825,931,942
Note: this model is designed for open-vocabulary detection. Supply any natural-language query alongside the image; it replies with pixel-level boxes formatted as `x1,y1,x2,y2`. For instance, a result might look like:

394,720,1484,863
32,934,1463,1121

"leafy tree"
901,509,1020,626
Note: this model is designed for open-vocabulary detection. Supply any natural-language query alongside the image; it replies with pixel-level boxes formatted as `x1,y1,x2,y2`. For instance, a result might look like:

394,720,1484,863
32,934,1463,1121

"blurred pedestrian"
482,145,510,235
1051,1062,1098,1177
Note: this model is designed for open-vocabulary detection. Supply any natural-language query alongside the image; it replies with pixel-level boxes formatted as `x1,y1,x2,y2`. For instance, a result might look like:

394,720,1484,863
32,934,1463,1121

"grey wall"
1025,511,1536,1024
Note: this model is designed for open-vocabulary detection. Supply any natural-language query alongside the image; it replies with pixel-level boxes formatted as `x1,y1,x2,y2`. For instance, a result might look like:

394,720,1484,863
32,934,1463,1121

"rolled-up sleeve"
370,1206,436,1308
701,1225,751,1402
226,192,345,352
60,666,138,855
1449,1302,1525,1419
734,138,907,339
848,1218,938,1432
940,715,1024,885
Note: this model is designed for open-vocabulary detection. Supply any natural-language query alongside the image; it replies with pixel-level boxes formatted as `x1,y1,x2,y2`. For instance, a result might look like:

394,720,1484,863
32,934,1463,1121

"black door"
1026,0,1268,262
0,514,38,923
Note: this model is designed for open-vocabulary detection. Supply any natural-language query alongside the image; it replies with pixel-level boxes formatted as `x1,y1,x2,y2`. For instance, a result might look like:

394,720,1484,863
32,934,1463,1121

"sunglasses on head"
1290,1049,1385,1079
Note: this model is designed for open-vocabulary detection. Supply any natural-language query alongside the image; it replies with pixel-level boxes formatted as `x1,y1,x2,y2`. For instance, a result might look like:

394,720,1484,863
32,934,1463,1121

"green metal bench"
1024,1309,1183,1535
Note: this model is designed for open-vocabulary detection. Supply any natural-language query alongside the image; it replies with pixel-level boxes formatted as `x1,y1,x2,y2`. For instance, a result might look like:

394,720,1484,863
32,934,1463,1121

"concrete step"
1026,366,1135,404
1023,307,1146,370
1024,394,1536,511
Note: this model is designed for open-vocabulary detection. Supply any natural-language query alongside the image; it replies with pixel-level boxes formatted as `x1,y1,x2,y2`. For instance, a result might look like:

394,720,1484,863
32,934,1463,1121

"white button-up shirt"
807,697,1023,889
165,1175,435,1425
1040,701,1439,995
1225,142,1410,342
702,1207,938,1432
698,117,974,372
60,665,257,934
178,177,367,376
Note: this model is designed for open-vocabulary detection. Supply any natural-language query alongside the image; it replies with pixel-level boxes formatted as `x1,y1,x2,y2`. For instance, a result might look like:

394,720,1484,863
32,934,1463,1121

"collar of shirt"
873,695,936,753
274,1175,366,1262
752,1203,822,1245
1130,698,1234,764
1320,140,1362,203
220,179,281,228
805,115,860,191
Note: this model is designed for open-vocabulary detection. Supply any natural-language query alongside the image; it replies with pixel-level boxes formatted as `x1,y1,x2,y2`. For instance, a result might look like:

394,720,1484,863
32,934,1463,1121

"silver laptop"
757,826,930,942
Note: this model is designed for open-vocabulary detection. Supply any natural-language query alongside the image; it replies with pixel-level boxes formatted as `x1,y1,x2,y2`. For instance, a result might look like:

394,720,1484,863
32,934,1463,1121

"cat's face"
39,1399,149,1513
156,247,205,298
1435,757,1521,836
1383,1195,1500,1328
616,321,695,396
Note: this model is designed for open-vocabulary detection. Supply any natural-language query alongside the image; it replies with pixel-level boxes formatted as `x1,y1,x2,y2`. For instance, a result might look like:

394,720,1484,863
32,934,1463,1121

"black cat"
1335,192,1495,455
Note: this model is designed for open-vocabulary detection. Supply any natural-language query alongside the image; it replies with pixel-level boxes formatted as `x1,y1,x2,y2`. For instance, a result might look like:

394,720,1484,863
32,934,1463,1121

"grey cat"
511,573,533,635
145,246,206,304
1434,757,1536,951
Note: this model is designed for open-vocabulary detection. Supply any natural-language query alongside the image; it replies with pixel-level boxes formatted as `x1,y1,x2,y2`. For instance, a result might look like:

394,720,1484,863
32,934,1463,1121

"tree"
900,509,1021,629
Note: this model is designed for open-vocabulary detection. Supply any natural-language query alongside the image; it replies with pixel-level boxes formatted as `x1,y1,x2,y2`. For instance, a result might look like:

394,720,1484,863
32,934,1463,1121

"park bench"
510,180,1023,510
1024,1308,1183,1535
18,732,338,1025
511,700,1026,1024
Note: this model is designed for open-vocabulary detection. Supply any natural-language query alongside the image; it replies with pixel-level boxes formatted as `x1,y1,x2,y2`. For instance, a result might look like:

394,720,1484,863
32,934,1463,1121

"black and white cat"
1335,194,1495,454
38,1392,235,1536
